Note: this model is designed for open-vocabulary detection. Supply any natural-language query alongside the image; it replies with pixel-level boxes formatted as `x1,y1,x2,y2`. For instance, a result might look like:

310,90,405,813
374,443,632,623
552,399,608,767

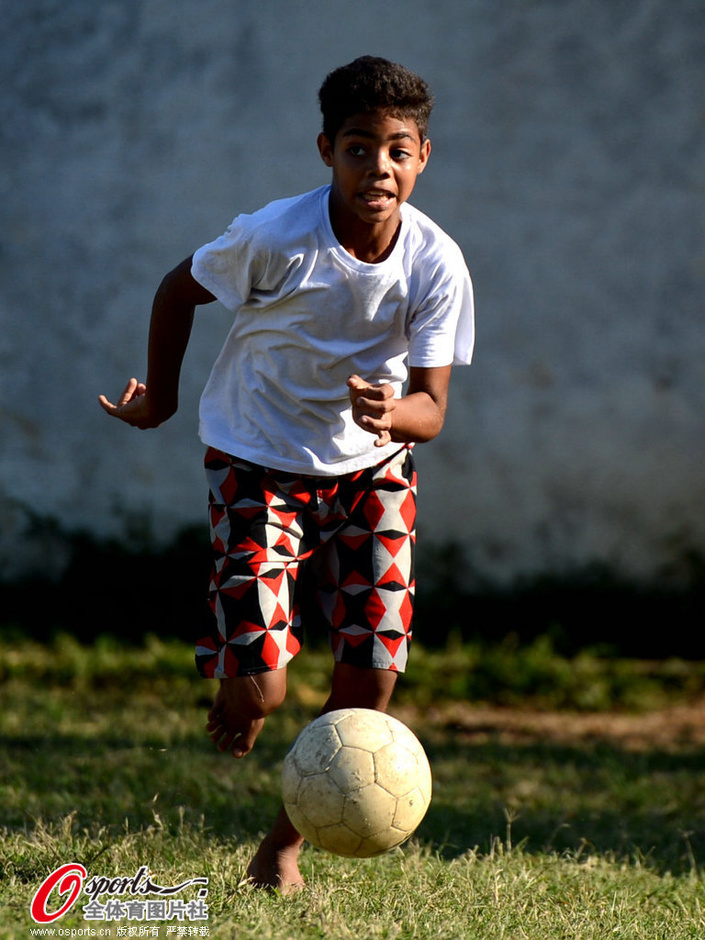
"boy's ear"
417,137,431,173
317,132,334,167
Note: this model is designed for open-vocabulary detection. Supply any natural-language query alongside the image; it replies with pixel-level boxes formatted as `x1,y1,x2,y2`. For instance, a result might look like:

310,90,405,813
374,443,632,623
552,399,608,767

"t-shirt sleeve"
191,216,261,312
407,244,475,368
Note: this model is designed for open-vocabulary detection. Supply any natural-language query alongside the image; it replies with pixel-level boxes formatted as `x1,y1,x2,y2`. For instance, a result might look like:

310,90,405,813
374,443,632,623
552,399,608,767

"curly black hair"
318,56,434,145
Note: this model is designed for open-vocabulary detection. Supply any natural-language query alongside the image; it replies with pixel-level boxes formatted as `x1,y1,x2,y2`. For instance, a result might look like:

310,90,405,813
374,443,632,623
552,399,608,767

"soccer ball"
281,707,432,858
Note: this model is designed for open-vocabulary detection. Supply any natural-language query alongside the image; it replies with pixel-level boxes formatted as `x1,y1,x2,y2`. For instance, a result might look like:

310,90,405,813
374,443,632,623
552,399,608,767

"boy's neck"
328,193,402,264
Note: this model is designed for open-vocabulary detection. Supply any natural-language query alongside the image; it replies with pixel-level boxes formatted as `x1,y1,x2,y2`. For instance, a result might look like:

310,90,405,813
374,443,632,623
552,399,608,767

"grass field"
1,634,705,939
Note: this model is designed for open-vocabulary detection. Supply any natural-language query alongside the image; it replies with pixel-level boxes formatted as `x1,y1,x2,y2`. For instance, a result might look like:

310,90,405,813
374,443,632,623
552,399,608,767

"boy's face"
318,111,431,252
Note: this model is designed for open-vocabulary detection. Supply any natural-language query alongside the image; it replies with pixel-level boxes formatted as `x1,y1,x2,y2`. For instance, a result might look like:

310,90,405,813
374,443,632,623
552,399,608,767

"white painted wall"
1,0,704,585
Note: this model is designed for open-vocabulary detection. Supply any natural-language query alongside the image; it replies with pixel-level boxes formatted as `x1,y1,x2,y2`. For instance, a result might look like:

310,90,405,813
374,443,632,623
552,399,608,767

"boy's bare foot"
242,807,306,893
206,678,266,758
244,836,306,894
206,670,287,758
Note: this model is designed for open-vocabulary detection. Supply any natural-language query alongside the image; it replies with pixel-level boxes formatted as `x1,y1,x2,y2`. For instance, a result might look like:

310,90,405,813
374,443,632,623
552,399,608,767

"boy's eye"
346,145,411,161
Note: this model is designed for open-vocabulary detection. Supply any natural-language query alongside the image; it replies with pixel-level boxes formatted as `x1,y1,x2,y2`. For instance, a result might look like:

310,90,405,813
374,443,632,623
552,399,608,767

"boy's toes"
212,728,243,753
206,717,264,758
205,715,231,748
229,719,264,758
207,722,243,753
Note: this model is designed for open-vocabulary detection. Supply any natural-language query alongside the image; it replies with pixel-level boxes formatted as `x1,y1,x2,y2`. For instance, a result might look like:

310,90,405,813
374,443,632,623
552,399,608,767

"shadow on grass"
418,734,705,876
3,709,704,877
0,699,311,840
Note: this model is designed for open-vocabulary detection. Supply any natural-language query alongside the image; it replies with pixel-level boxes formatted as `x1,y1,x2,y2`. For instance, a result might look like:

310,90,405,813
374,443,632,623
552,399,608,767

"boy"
100,55,474,891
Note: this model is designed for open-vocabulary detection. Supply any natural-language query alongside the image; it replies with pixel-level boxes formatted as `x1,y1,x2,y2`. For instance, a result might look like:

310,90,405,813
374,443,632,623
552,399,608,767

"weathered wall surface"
1,0,704,585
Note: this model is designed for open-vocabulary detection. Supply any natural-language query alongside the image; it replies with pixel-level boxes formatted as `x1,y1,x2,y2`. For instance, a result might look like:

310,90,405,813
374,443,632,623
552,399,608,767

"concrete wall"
1,0,704,586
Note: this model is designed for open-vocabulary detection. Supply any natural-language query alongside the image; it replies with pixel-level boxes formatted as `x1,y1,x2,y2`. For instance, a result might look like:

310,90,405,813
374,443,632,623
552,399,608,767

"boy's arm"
99,256,215,429
348,365,452,446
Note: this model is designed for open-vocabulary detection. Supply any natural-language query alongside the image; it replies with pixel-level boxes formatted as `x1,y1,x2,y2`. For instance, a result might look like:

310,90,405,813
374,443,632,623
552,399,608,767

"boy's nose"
367,149,391,176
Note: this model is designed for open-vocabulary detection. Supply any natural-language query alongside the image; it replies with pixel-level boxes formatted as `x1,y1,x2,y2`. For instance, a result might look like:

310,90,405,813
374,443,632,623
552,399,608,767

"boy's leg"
322,661,398,714
207,668,288,758
199,450,313,758
246,662,397,891
246,449,415,890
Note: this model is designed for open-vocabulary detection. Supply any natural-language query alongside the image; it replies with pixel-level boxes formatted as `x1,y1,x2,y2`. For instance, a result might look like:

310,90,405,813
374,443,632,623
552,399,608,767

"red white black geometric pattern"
196,446,417,679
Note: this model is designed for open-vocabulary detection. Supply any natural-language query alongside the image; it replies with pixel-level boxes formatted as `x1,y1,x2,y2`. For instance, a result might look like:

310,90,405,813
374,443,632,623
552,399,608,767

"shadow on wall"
1,511,704,658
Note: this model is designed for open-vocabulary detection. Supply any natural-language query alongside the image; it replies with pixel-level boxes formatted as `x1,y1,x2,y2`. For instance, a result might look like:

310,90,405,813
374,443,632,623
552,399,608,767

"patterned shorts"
195,446,417,679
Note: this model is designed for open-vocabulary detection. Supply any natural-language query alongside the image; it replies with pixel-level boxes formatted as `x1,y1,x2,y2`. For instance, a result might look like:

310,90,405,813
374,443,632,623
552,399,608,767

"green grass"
1,635,705,938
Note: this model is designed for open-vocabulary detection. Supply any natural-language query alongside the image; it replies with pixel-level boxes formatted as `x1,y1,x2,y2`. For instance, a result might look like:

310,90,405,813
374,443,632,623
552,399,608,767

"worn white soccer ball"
282,707,432,858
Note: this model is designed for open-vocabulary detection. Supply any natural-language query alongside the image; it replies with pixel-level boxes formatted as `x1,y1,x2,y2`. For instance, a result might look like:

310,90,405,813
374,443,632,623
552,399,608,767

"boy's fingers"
348,376,393,404
348,375,394,444
357,395,395,417
98,394,124,417
98,378,148,420
117,378,143,405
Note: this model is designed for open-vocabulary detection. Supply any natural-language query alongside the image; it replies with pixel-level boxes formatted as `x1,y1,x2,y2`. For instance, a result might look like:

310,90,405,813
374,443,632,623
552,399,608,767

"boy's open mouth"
360,190,395,207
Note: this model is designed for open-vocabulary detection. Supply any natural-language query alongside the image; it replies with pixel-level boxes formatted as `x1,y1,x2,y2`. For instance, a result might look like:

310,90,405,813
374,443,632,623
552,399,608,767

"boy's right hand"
99,378,171,429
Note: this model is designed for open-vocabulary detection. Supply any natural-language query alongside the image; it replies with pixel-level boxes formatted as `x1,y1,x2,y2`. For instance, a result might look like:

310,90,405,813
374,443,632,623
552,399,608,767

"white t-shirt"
192,185,474,476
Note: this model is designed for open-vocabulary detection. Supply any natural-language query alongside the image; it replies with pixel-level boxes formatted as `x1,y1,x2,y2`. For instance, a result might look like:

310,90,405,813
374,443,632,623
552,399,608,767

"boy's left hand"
347,374,395,447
